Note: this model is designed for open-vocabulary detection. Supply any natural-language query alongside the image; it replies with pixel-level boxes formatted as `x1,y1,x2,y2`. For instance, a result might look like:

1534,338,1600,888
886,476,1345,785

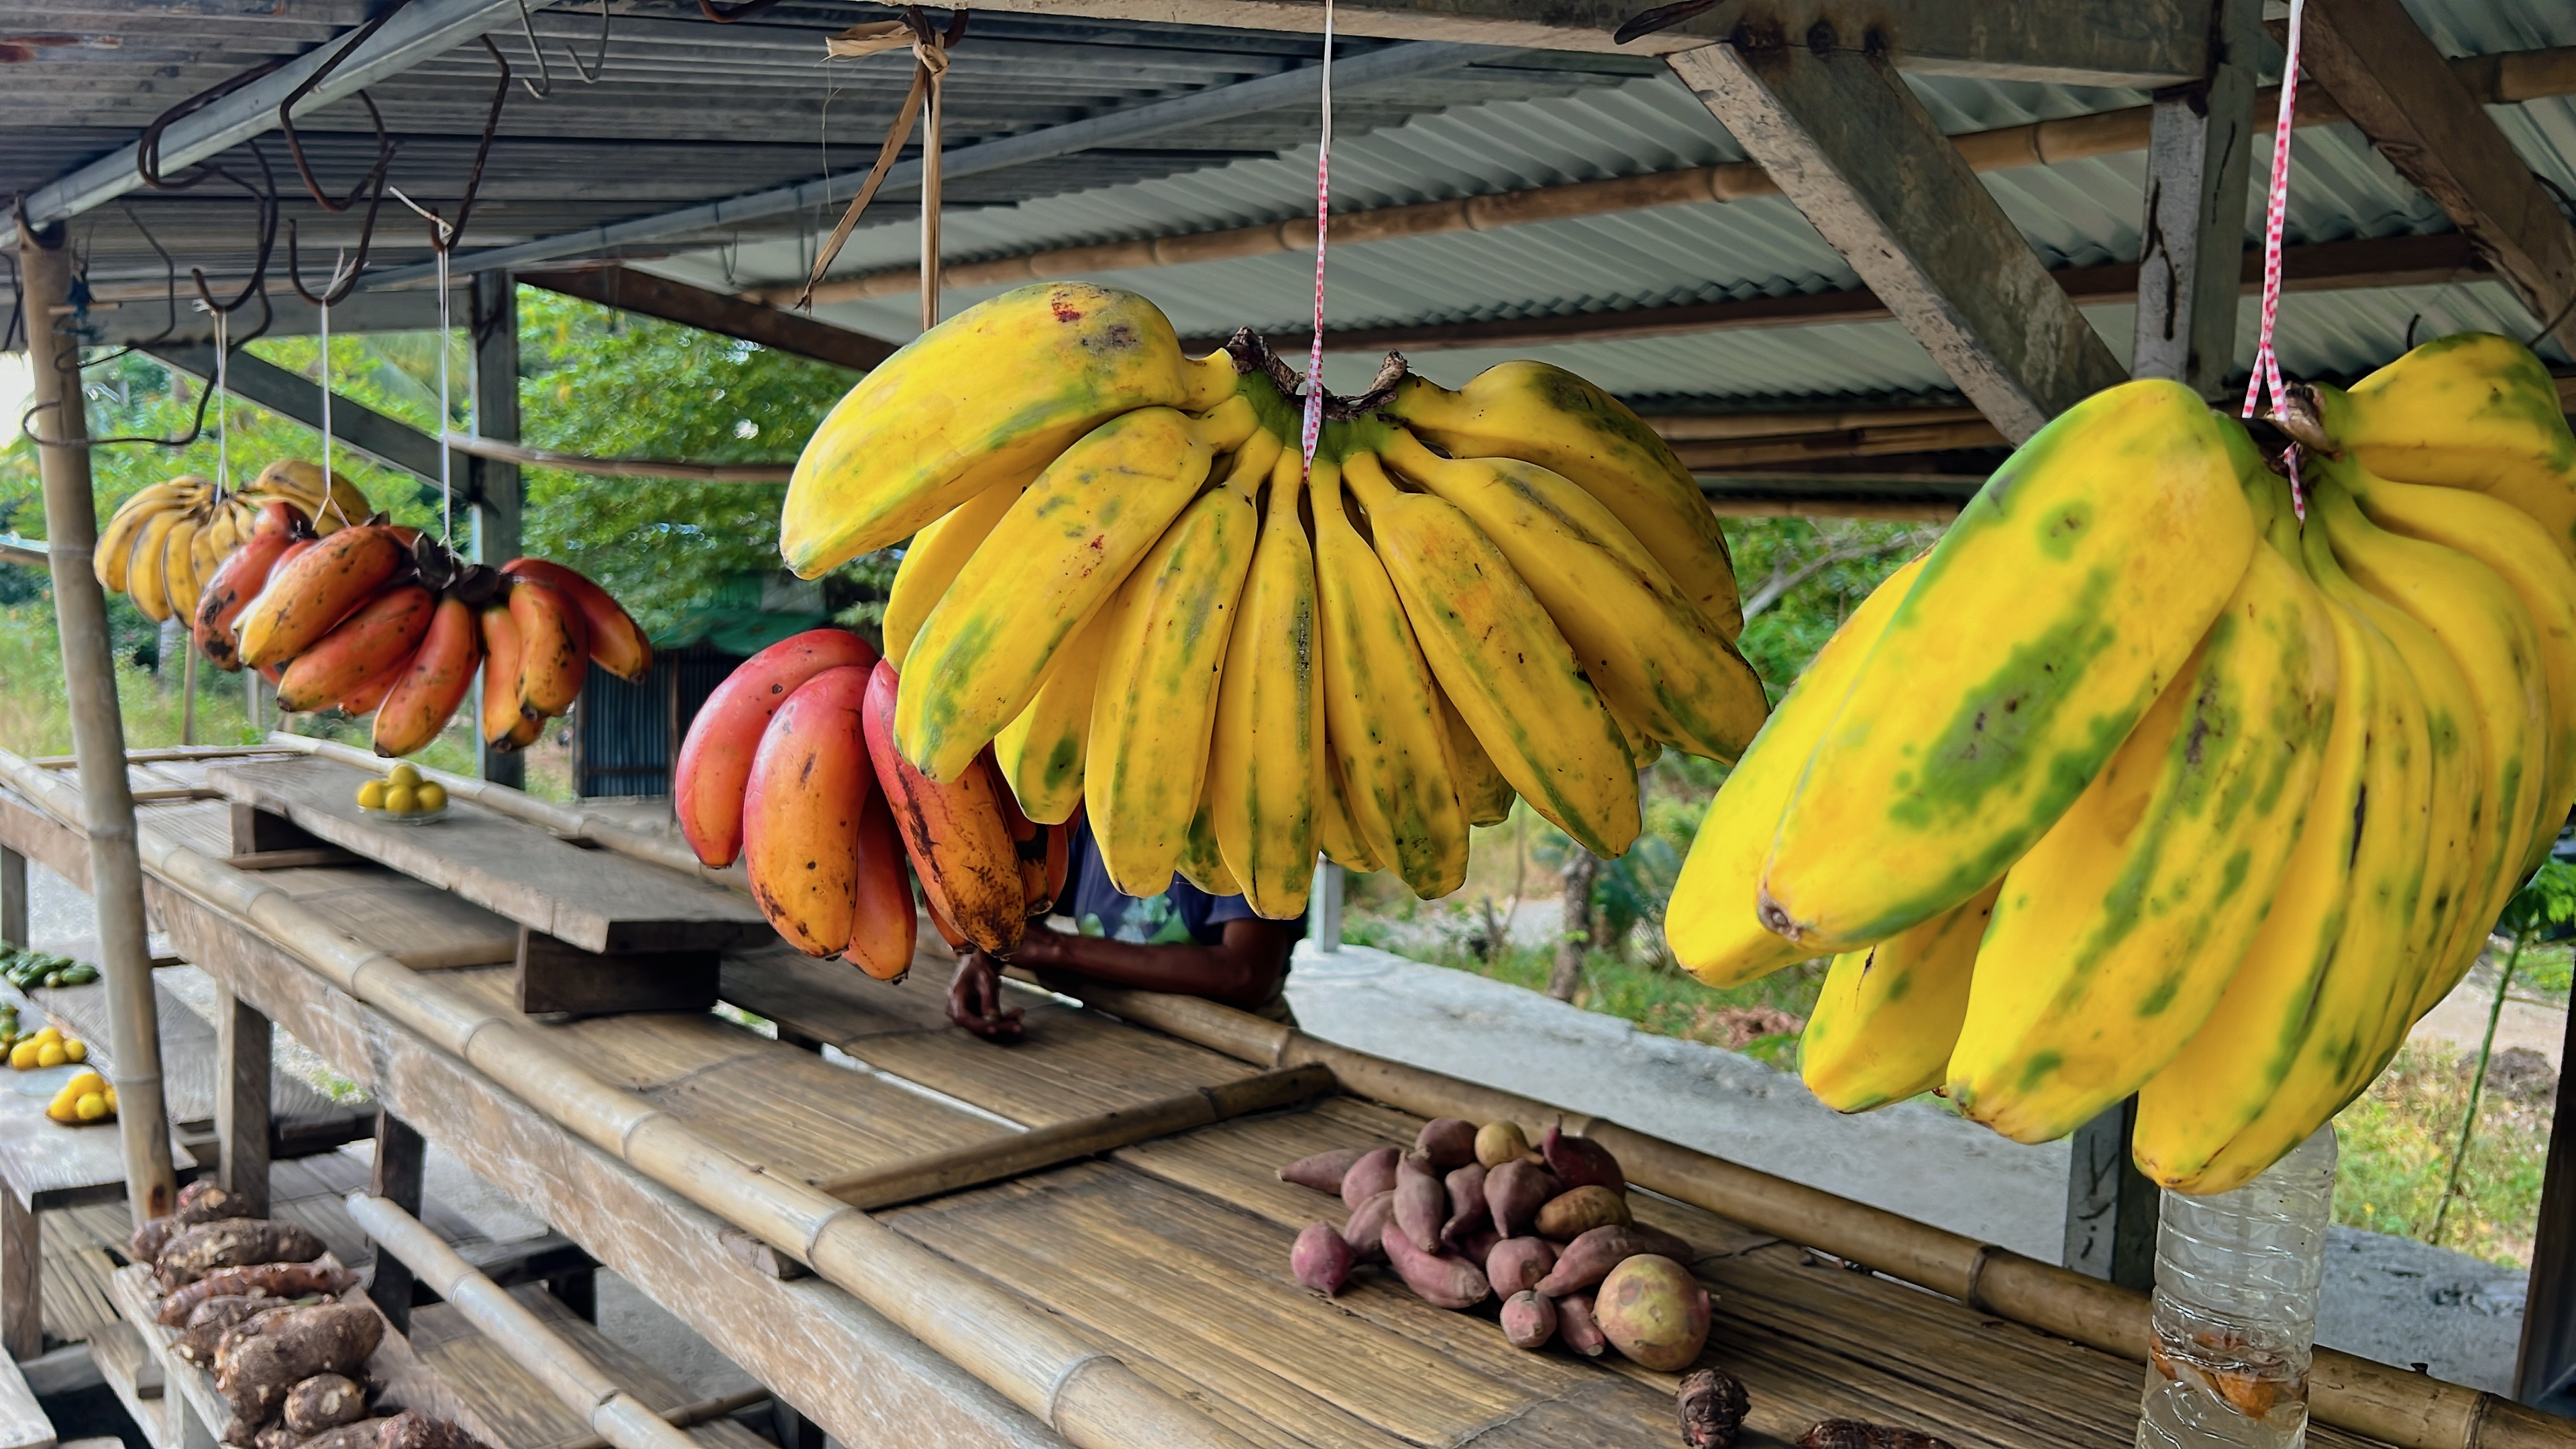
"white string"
2241,0,2306,513
1297,0,1334,480
213,307,230,492
319,252,337,513
435,237,455,543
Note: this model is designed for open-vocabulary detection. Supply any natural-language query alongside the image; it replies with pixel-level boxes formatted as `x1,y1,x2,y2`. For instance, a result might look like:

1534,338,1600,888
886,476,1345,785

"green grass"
2331,1040,2555,1269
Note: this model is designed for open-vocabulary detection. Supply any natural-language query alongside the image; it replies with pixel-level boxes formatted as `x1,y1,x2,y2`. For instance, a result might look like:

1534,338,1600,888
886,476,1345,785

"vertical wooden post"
19,215,178,1228
367,1110,427,1334
2063,1096,2160,1290
1,845,26,949
217,983,273,1220
2515,1002,2576,1413
470,272,525,792
2132,0,2260,396
1,1186,36,1360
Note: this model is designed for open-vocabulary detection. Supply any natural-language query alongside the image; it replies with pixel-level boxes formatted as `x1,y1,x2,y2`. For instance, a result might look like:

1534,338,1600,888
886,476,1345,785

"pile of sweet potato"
135,1182,490,1449
1278,1119,1713,1373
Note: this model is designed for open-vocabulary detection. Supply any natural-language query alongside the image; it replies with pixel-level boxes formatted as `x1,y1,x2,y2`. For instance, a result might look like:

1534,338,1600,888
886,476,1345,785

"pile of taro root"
1282,1122,1960,1449
135,1181,492,1449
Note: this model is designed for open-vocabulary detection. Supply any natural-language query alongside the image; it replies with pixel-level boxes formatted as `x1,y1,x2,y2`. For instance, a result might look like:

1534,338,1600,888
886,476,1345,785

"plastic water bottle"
2135,1126,2338,1449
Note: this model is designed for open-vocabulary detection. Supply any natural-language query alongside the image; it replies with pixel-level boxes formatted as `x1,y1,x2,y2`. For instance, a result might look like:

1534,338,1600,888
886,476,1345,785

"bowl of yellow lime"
357,763,451,824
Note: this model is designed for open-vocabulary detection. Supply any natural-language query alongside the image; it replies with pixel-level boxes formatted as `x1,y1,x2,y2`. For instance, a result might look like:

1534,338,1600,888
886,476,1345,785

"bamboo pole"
15,217,178,1227
345,1191,703,1449
0,749,1254,1449
553,1390,773,1449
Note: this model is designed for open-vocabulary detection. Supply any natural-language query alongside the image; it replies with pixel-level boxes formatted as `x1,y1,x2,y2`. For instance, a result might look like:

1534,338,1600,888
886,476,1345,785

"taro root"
1485,1159,1560,1238
175,1296,276,1366
160,1219,327,1287
1542,1125,1626,1195
133,1180,241,1263
1440,1163,1490,1245
283,1373,370,1436
377,1413,496,1449
1678,1368,1750,1448
1344,1189,1398,1265
1278,1148,1364,1195
1596,1254,1712,1372
1796,1422,1955,1449
1416,1118,1479,1172
1379,1222,1492,1309
284,1419,392,1449
1342,1146,1401,1210
216,1302,384,1431
1485,1237,1558,1297
158,1263,360,1328
1393,1150,1446,1254
1291,1222,1354,1296
1534,1184,1632,1240
1500,1289,1557,1350
1535,1224,1696,1296
1475,1121,1532,1169
1558,1291,1609,1357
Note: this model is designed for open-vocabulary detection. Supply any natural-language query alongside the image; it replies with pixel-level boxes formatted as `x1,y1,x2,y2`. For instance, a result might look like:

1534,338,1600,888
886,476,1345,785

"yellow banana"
2135,477,2424,1191
125,506,184,623
1665,553,1927,987
1341,445,1635,859
1946,536,2337,1144
898,397,1255,782
1312,732,1386,875
1376,428,1768,763
2315,468,2546,1020
205,500,241,558
2345,467,2576,879
1210,436,1322,916
782,283,1222,578
1760,382,2257,955
1177,783,1242,897
1801,882,2001,1114
1384,360,1745,638
1309,447,1466,898
993,600,1114,826
251,460,368,531
164,517,209,621
2283,333,2576,559
95,478,194,592
882,481,1022,669
1436,682,1515,828
1087,482,1258,896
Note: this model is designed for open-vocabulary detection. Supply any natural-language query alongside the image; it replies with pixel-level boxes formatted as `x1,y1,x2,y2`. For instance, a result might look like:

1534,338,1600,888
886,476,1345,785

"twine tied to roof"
798,7,967,323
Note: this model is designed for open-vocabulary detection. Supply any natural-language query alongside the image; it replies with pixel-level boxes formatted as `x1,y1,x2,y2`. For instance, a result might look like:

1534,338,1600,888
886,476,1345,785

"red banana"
502,558,653,683
743,666,877,959
673,629,880,868
374,596,483,757
274,586,435,713
862,659,1026,955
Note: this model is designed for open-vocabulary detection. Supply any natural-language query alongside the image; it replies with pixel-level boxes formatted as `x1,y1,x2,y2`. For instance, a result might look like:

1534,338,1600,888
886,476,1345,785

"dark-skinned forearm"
1012,922,1285,1008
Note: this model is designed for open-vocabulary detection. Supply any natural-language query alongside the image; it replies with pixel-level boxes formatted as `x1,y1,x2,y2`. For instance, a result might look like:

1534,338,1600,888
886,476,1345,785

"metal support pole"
468,272,525,790
17,216,178,1228
2063,1096,2160,1290
1309,861,1343,953
366,1110,428,1335
2131,0,2261,396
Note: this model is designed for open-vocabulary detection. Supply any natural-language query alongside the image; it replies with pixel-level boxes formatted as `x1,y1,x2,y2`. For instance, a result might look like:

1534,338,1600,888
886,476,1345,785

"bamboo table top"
0,753,2410,1449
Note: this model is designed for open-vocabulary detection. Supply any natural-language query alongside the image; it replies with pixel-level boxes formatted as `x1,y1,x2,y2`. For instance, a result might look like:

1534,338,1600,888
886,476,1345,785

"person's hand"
945,949,1025,1042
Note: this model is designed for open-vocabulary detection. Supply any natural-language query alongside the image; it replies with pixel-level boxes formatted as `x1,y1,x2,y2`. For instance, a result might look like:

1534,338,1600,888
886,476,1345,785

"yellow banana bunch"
94,462,363,623
802,288,1760,918
1663,337,2569,1192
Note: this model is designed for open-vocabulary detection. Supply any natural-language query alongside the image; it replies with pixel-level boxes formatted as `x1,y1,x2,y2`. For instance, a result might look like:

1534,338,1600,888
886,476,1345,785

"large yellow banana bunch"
798,288,1758,918
94,460,368,624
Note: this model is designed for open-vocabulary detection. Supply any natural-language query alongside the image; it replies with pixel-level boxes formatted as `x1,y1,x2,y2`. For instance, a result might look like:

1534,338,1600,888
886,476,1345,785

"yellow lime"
75,1093,105,1122
35,1042,63,1068
7,1041,35,1070
387,763,423,788
63,1038,85,1063
415,782,447,813
384,785,419,814
358,780,388,810
32,1026,59,1044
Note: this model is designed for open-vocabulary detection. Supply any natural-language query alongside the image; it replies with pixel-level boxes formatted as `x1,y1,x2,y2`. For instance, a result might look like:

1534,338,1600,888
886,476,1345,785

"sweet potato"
1534,1184,1631,1240
1797,1422,1955,1449
176,1297,284,1366
1541,1125,1625,1194
1485,1237,1558,1297
1680,1368,1750,1449
133,1181,241,1262
160,1219,327,1287
159,1263,359,1326
1484,1159,1560,1238
1557,1291,1607,1357
1291,1222,1353,1296
1452,1224,1502,1265
1474,1121,1531,1169
1415,1118,1478,1172
1393,1150,1445,1254
1595,1254,1711,1371
1379,1221,1491,1310
1277,1148,1364,1195
376,1411,494,1449
1344,1190,1397,1265
1440,1163,1489,1246
284,1374,370,1436
217,1302,383,1430
1500,1289,1557,1350
1341,1146,1400,1210
1534,1224,1696,1297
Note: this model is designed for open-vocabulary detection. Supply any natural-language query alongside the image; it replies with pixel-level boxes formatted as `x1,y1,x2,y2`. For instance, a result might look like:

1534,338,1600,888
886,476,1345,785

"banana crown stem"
1340,449,1403,511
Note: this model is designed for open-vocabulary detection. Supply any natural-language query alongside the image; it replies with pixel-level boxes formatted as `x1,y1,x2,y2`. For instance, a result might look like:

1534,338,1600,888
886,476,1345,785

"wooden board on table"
0,1057,195,1213
25,979,365,1149
0,1337,53,1449
207,759,764,955
411,1286,767,1449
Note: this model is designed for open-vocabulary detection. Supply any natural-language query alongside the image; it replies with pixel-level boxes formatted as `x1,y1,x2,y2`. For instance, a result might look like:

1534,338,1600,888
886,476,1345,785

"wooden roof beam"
1668,40,2130,441
518,267,899,374
2299,0,2576,355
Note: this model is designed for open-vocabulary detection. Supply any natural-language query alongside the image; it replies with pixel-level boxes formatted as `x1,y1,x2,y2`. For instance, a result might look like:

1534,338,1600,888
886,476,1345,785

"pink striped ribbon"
2243,0,2306,512
1299,0,1336,480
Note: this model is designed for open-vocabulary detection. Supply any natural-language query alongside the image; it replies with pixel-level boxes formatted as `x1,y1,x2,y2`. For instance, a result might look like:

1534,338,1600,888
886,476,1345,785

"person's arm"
1014,916,1296,1009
